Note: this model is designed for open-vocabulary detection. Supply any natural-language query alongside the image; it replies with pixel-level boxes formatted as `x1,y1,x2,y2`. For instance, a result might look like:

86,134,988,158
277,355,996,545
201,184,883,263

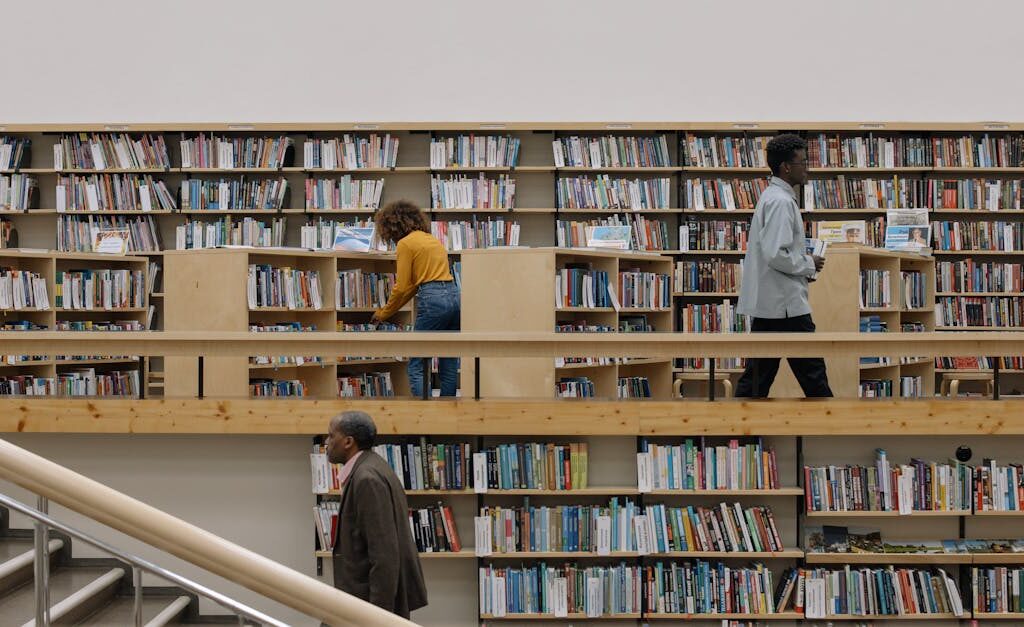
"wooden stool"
674,372,733,398
940,372,995,397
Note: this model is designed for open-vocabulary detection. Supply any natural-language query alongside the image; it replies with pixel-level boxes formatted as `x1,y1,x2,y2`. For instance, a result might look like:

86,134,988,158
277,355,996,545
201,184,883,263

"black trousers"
735,314,833,398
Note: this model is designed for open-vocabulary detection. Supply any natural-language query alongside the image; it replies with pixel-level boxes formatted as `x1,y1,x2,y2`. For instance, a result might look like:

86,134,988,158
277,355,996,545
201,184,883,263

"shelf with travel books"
460,247,674,399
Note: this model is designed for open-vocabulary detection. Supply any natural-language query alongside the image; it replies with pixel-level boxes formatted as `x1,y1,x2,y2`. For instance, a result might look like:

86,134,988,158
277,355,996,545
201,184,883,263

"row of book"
556,176,671,210
409,503,462,553
430,173,515,210
249,322,322,369
476,498,639,553
553,135,672,169
617,376,651,398
0,137,29,171
639,503,784,554
859,269,891,308
371,440,472,492
304,176,384,210
302,135,399,170
674,260,742,293
0,174,36,210
637,439,780,491
55,174,176,212
682,134,769,169
175,217,286,249
927,178,1024,210
0,218,12,247
179,177,289,211
431,135,520,168
555,215,670,251
932,220,1024,251
803,449,973,513
556,376,595,398
899,375,925,398
54,269,145,310
679,302,750,333
336,270,395,309
179,134,293,169
806,134,934,168
53,133,171,170
859,379,893,398
934,134,1024,168
679,221,749,252
937,296,1024,328
555,267,610,308
902,270,928,308
617,270,671,309
973,566,1024,613
803,176,930,210
57,214,162,253
480,442,589,491
936,260,1024,293
803,566,964,618
299,218,379,250
0,369,140,397
250,378,307,397
645,561,785,615
807,217,885,248
430,218,520,250
246,265,323,309
684,178,767,211
0,269,49,310
478,562,641,617
337,371,394,397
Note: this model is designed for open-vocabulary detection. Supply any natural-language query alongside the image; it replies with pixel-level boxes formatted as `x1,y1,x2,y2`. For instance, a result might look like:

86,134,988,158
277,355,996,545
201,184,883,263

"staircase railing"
0,438,414,627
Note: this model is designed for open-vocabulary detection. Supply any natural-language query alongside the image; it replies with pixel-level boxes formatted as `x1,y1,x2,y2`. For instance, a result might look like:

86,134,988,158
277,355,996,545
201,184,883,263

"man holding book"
325,411,427,620
735,134,832,397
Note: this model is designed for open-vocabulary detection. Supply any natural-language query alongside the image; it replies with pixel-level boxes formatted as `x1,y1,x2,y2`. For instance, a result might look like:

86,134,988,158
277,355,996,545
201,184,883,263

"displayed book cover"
848,527,883,553
333,226,377,252
586,225,632,250
823,525,849,553
92,229,130,255
885,209,930,252
804,525,826,553
816,220,867,245
961,539,1024,553
882,539,944,554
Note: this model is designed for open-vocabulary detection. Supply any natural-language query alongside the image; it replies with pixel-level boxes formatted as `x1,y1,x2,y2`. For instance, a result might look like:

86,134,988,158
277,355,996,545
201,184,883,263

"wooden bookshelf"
480,613,641,621
459,247,675,399
644,612,802,620
805,553,972,564
821,614,960,620
806,510,970,518
772,244,936,398
0,250,149,398
163,248,411,398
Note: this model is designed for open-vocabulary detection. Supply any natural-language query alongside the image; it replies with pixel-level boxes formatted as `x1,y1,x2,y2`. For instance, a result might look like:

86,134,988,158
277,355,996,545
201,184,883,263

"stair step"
0,539,64,592
144,595,191,627
75,594,185,626
21,566,124,627
0,537,35,562
0,566,115,625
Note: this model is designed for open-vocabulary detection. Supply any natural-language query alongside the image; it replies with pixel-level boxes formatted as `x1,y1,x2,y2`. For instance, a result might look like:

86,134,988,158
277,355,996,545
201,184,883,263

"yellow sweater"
375,230,453,320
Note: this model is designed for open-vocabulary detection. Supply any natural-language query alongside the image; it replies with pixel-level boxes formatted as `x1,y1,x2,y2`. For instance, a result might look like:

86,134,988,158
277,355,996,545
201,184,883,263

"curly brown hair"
374,200,430,244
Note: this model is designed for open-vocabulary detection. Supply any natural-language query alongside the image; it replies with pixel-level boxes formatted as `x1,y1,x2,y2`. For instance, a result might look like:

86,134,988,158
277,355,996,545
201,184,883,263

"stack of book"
678,220,748,252
179,134,292,169
304,176,384,210
617,269,670,309
859,269,891,308
313,500,340,551
176,216,285,249
637,438,780,491
0,174,37,210
937,295,1024,328
932,220,1024,251
430,218,520,250
556,377,595,398
972,566,1024,613
246,265,323,309
476,497,637,553
901,270,927,308
556,176,670,210
804,176,929,210
53,133,171,170
476,442,588,490
682,134,769,168
803,449,972,513
644,561,783,615
553,135,671,168
56,174,176,212
640,502,784,553
431,135,520,168
336,269,395,309
430,174,516,209
250,379,306,397
55,269,144,310
1,370,140,397
374,440,472,491
684,178,769,210
933,133,1024,167
555,215,669,251
555,266,610,308
0,268,49,310
974,458,1024,511
930,178,1023,210
674,260,741,294
410,503,462,553
806,133,932,168
302,134,399,170
803,567,963,618
937,259,1024,293
57,214,161,253
617,376,651,398
180,177,289,211
478,562,641,617
679,301,748,333
337,372,394,397
0,136,30,170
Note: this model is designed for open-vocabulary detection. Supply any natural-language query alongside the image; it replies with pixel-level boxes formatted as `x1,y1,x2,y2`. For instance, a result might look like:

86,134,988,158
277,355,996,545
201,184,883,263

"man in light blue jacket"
735,134,832,397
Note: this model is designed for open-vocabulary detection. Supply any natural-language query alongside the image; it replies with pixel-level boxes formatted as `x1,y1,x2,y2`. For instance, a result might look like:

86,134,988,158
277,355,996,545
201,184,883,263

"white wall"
3,0,1022,124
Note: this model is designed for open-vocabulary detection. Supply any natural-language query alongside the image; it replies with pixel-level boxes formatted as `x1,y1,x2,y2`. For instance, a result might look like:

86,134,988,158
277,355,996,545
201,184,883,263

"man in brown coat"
326,410,427,619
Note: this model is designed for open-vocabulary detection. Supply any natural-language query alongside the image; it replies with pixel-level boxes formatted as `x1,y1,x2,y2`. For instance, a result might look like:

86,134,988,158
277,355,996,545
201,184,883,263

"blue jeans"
408,281,461,397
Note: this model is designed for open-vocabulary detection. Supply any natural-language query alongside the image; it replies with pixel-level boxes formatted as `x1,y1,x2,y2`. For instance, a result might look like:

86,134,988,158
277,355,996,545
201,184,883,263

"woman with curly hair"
371,200,460,397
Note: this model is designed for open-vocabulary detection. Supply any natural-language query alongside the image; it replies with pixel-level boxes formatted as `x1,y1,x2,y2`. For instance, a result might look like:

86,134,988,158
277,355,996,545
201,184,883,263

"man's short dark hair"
766,134,807,175
333,411,377,450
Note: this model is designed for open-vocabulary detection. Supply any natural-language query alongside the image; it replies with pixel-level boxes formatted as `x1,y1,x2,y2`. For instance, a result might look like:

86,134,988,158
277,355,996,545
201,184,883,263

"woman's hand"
370,311,384,325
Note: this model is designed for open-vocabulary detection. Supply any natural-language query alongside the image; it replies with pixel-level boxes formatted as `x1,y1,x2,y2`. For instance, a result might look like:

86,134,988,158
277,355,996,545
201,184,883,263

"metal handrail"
0,492,288,627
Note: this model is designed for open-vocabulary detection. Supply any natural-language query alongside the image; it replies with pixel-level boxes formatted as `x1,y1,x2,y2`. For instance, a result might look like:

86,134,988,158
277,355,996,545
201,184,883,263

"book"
92,229,130,255
554,135,670,168
431,218,520,251
179,133,293,169
332,227,376,253
432,135,520,168
303,134,399,169
586,225,632,250
305,176,384,210
431,173,515,209
557,175,670,210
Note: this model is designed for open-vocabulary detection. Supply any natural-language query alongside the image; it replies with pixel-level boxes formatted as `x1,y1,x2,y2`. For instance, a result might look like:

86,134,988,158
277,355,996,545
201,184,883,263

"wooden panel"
1,398,1023,435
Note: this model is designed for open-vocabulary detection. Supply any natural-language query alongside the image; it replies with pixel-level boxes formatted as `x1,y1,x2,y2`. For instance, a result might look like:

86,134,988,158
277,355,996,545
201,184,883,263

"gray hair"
330,411,377,450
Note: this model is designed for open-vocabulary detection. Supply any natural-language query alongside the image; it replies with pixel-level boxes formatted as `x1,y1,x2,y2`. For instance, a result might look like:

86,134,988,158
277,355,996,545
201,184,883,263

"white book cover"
56,185,67,212
636,453,652,493
90,143,106,170
553,577,568,617
473,452,488,493
596,515,611,555
86,184,100,211
633,515,650,555
805,578,825,619
586,577,603,617
491,576,506,617
53,144,63,170
474,516,492,556
139,185,152,212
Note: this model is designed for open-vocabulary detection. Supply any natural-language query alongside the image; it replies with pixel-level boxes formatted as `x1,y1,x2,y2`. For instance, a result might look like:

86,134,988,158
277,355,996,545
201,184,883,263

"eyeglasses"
788,159,810,168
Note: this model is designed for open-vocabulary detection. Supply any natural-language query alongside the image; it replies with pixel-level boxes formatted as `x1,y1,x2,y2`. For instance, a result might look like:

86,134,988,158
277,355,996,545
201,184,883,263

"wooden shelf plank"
651,549,803,558
974,612,1024,620
480,613,641,621
483,551,639,559
672,292,738,297
645,488,803,496
973,510,1024,516
823,614,960,620
936,292,1024,297
806,510,970,517
646,612,802,620
316,549,474,559
805,552,972,564
967,554,1024,564
663,250,746,255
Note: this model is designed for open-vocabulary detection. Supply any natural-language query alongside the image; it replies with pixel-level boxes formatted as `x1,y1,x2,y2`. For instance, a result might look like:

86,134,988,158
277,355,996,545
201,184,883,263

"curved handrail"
0,438,414,627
